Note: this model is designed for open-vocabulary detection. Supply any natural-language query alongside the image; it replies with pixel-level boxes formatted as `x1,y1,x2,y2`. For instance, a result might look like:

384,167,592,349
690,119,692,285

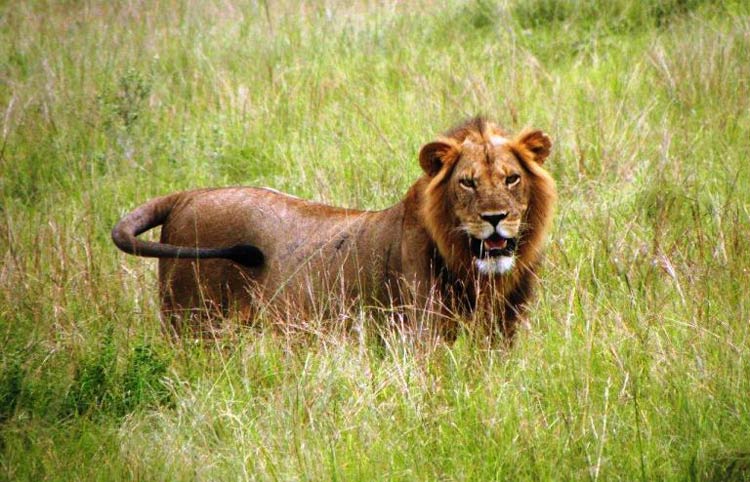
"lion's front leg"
397,260,459,343
469,279,529,345
504,270,538,341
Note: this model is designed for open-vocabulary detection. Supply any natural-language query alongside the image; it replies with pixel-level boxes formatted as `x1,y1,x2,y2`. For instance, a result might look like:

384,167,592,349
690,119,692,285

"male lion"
112,117,556,339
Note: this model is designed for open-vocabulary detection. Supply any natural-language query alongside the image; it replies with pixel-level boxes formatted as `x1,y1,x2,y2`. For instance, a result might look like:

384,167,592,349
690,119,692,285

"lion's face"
449,137,531,274
419,124,553,276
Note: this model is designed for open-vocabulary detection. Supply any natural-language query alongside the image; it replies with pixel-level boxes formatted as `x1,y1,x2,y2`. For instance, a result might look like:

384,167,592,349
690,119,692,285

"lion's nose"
481,212,508,227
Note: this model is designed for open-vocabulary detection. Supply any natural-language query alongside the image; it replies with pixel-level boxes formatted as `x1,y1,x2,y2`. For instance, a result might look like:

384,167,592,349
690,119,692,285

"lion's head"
419,117,556,277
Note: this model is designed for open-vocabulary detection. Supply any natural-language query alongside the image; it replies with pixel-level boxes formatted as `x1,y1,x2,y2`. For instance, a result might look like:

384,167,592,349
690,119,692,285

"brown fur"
112,118,556,339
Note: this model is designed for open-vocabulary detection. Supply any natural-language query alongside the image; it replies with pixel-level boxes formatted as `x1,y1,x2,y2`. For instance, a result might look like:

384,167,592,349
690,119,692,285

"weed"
63,330,118,417
97,68,152,131
121,344,172,413
0,358,24,424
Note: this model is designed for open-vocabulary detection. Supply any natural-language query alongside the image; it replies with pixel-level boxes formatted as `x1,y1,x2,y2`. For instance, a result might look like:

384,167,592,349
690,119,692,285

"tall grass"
1,0,749,480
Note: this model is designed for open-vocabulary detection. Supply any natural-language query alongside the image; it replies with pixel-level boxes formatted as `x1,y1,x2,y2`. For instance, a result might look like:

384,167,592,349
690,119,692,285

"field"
1,0,749,479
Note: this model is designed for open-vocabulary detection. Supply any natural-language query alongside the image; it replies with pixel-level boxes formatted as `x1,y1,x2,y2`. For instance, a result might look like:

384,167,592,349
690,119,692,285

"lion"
112,117,556,339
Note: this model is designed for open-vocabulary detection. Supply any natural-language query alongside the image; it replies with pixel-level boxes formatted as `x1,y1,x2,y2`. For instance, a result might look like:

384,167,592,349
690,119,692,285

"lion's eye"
459,178,477,189
506,174,521,186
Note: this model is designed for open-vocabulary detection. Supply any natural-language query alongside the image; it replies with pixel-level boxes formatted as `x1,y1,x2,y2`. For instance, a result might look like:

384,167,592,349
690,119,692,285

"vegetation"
1,0,749,479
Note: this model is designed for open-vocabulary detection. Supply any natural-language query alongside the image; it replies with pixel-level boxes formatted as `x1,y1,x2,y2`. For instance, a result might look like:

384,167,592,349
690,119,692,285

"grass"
1,0,749,479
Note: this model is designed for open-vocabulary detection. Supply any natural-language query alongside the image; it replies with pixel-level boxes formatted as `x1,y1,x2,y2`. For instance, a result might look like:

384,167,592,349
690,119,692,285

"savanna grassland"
1,0,749,480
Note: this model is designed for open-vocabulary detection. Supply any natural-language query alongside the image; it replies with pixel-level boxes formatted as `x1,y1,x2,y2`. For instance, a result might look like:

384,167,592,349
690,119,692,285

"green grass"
1,0,749,480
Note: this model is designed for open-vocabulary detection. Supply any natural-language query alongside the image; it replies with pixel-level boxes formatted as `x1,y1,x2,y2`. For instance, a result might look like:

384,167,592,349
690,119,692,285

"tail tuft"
226,244,264,267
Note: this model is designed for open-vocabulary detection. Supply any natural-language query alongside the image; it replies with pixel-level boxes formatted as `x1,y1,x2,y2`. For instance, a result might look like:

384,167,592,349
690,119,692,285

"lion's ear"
512,129,552,165
419,140,459,176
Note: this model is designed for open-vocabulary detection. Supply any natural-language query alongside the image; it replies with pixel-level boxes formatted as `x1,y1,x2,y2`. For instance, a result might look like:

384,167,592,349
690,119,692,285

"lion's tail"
111,193,264,267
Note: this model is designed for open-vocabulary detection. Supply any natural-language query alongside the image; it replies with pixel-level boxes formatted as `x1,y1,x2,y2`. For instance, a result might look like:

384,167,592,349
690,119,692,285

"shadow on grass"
0,330,173,424
700,450,750,482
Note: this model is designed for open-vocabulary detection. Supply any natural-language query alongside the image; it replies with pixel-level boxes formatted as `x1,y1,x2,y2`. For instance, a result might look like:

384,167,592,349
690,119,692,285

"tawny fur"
112,118,556,339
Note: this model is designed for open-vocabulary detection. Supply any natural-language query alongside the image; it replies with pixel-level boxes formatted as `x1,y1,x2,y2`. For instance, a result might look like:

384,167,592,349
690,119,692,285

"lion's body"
155,186,410,320
113,118,556,339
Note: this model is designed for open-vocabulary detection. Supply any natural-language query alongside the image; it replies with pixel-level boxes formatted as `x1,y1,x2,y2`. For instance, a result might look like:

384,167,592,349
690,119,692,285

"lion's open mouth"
470,233,517,259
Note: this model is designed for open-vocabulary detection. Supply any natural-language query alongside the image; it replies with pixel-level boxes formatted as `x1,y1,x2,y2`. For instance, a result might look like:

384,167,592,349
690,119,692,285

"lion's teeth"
484,238,507,250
